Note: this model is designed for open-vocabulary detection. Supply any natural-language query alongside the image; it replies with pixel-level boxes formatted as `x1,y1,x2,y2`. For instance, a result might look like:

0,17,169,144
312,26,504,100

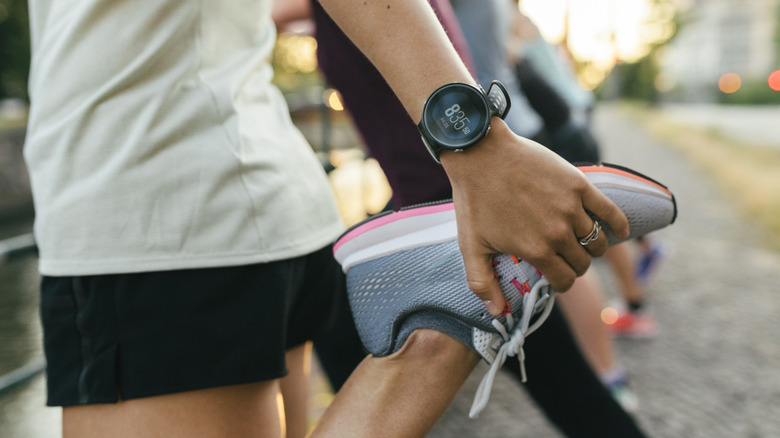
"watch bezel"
419,83,492,151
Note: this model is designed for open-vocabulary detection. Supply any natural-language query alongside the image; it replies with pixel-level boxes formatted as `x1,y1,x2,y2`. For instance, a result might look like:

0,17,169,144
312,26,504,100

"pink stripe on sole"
333,202,455,253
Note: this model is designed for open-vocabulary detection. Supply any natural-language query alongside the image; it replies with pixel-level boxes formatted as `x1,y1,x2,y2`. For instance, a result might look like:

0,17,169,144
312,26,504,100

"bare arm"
318,0,471,120
272,0,312,28
319,0,629,315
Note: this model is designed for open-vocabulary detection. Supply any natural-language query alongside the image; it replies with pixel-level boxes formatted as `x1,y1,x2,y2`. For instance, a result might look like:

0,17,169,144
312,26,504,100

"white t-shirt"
24,0,344,276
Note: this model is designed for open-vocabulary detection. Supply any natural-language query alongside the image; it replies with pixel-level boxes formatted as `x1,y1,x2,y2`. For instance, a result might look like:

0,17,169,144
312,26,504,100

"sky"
521,0,672,65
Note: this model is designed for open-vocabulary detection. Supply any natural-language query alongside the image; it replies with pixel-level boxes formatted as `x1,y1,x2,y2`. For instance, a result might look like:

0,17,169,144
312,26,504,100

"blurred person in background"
509,4,662,341
453,0,641,410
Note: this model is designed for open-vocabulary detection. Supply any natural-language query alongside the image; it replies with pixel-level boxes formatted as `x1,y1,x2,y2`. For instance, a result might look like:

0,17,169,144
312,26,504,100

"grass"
621,103,780,251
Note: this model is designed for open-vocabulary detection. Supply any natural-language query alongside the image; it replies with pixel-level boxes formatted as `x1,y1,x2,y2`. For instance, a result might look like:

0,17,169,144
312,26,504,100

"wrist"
440,117,514,175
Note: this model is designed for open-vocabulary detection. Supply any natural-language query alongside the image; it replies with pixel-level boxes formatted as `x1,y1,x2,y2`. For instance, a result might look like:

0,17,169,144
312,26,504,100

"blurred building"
661,0,780,102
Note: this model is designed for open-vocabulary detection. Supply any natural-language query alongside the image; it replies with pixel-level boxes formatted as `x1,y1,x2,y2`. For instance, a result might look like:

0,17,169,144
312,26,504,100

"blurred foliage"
717,80,780,105
710,8,780,107
775,1,780,65
593,0,679,102
716,1,780,105
0,0,30,101
607,49,663,103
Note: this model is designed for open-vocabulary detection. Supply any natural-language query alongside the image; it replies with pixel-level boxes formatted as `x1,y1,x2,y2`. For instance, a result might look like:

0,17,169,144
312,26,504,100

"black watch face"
423,84,489,149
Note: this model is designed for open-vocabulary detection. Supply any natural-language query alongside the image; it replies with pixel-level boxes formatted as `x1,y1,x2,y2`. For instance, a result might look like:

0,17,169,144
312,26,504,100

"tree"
0,0,31,101
596,0,680,102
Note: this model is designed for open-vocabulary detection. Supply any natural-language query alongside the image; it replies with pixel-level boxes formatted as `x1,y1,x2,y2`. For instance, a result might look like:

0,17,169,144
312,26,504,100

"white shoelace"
469,278,556,418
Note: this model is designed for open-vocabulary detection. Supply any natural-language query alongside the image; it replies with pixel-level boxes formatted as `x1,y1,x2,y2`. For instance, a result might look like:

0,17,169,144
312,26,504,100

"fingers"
582,227,609,256
442,128,631,300
528,192,615,291
574,216,609,257
460,249,507,317
532,253,579,292
581,185,630,240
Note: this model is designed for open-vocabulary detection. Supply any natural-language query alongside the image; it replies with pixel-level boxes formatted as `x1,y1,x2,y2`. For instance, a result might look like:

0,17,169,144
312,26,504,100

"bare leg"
556,273,616,374
604,243,644,305
64,331,475,438
281,342,314,438
310,328,480,438
63,380,282,438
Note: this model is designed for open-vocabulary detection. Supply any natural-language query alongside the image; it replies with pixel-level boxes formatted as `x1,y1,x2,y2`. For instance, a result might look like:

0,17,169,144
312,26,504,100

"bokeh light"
601,307,619,325
325,89,344,111
718,73,742,94
768,70,780,91
274,34,319,74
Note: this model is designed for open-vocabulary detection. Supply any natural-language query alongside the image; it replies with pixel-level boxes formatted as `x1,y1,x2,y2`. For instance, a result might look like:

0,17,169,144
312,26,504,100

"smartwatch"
417,81,511,163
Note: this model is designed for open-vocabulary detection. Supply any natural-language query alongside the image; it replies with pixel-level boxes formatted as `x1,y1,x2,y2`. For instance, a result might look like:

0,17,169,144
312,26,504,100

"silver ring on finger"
578,220,601,247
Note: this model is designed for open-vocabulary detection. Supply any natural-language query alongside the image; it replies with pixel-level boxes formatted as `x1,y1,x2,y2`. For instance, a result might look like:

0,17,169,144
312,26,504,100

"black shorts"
40,244,345,406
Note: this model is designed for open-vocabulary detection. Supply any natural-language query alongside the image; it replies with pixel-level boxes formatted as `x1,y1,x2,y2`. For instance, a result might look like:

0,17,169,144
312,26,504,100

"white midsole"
586,172,672,200
336,169,671,272
338,220,458,272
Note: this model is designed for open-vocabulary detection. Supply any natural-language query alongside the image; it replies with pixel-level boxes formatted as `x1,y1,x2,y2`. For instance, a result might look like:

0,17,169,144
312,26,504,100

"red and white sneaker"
604,305,659,338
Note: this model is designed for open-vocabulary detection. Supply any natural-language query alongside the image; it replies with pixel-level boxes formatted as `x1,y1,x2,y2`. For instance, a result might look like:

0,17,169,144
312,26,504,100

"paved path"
658,103,780,149
426,104,780,438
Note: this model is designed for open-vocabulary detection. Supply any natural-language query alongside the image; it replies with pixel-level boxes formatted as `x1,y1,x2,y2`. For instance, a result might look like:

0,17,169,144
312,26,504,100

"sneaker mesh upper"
598,186,676,245
347,240,542,357
338,163,677,360
335,163,678,417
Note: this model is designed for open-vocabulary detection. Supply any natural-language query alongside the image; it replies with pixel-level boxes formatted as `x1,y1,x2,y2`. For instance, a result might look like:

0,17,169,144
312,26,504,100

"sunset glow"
522,0,663,63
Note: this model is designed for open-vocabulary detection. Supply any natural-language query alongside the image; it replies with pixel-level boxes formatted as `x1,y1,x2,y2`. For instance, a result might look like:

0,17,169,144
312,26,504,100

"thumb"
462,251,506,317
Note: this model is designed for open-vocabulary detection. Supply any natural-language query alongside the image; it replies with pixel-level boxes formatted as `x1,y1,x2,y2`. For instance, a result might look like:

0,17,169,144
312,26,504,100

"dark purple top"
311,0,477,207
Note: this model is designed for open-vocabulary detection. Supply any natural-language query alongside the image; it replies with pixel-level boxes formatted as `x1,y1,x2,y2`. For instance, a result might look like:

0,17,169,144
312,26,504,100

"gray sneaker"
332,163,677,417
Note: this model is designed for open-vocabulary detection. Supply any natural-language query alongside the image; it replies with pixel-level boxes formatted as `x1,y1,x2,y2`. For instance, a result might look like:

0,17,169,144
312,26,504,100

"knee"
390,329,479,367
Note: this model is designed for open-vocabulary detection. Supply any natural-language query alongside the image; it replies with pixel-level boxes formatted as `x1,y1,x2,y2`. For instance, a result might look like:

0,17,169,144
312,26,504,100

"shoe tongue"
492,254,543,316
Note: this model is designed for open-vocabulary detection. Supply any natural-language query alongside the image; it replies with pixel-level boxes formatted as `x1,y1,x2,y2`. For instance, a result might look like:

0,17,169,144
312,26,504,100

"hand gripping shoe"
332,163,677,417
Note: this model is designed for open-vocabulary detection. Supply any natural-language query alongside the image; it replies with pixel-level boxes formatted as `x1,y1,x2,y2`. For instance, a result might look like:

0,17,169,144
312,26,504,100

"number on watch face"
444,104,471,134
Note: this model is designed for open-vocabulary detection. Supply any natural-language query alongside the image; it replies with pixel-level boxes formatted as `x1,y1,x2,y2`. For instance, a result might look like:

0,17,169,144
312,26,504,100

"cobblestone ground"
427,104,780,438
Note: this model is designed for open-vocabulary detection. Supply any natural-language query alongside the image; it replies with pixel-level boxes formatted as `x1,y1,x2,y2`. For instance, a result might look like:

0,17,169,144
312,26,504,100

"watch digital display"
423,84,489,149
418,81,510,163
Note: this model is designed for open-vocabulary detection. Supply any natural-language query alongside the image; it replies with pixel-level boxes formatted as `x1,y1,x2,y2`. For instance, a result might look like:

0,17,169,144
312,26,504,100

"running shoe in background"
601,367,640,413
606,304,659,338
635,239,667,284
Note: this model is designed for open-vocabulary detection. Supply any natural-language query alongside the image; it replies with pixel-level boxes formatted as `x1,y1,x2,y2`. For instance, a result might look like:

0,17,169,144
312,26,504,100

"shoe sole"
332,163,675,415
334,163,677,271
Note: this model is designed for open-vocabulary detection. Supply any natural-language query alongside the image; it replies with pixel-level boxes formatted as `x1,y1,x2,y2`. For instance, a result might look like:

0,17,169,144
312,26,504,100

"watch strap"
419,81,512,164
418,124,443,163
486,81,511,119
